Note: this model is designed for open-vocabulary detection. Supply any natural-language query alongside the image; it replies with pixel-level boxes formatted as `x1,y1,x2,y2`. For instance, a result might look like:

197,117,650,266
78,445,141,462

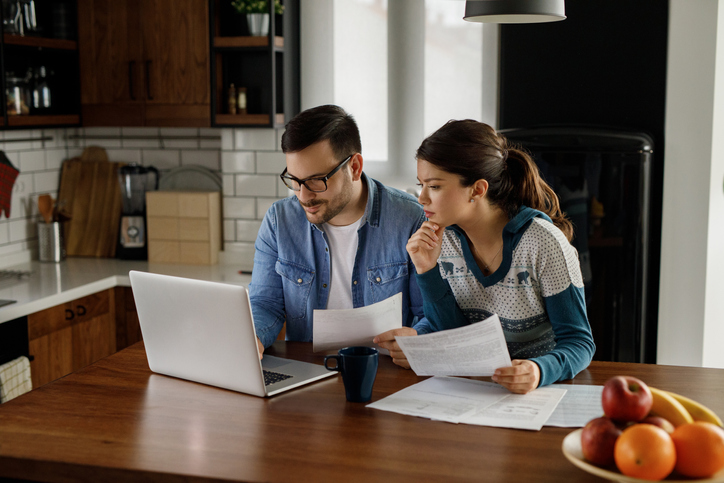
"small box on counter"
146,191,221,265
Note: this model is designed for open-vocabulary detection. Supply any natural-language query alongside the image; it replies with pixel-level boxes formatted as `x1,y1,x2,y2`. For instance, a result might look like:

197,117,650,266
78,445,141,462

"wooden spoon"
38,194,53,224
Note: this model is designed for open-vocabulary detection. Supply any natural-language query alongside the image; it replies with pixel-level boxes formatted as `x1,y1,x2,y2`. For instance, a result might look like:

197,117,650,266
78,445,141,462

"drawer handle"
77,305,87,316
65,309,74,321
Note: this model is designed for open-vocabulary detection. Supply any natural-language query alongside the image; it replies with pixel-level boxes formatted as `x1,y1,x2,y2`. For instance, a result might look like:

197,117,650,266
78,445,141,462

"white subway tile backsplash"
106,149,142,164
33,171,60,194
199,128,220,137
221,129,234,150
219,241,255,270
122,127,159,137
4,130,34,151
181,150,220,170
235,220,262,242
224,197,256,219
223,220,236,242
0,223,9,244
256,151,286,174
200,139,221,149
277,178,292,197
19,151,45,172
235,175,277,197
221,151,255,173
142,149,181,170
0,242,23,256
45,148,68,170
256,198,277,219
85,127,121,137
159,128,196,137
162,139,198,149
223,174,235,195
9,219,33,243
234,128,277,151
86,138,122,149
122,138,161,149
276,129,285,151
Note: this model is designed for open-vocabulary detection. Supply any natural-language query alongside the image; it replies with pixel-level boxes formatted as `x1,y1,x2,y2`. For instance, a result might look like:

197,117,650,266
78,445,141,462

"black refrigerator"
501,126,654,363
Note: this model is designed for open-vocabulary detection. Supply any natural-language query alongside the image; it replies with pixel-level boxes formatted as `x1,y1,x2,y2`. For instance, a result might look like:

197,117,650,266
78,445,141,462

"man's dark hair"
281,105,362,158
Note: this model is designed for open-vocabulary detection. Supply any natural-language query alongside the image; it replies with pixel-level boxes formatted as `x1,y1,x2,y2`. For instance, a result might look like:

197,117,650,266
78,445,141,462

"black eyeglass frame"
280,154,354,193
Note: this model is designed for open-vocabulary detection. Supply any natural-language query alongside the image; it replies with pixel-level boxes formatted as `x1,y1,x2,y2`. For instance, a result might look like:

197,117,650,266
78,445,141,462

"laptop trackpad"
261,355,291,370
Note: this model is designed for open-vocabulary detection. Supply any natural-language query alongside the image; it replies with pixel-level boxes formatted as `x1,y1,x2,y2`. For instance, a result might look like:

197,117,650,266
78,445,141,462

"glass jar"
6,74,30,116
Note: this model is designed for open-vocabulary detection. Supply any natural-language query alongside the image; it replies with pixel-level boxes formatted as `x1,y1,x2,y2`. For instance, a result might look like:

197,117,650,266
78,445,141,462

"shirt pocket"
367,261,409,302
275,260,315,321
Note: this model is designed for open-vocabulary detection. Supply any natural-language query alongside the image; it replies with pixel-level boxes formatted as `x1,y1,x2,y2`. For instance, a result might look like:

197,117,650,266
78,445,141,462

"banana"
663,389,723,427
648,386,694,427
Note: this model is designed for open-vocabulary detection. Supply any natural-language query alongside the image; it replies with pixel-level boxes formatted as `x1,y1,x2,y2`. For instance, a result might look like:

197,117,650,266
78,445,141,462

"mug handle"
324,355,343,372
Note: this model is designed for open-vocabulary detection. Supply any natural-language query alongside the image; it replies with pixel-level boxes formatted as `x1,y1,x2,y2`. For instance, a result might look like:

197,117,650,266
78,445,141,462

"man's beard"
299,178,353,225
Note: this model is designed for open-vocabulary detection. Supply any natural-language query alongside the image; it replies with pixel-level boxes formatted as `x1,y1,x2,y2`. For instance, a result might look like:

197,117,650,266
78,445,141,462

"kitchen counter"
0,259,252,324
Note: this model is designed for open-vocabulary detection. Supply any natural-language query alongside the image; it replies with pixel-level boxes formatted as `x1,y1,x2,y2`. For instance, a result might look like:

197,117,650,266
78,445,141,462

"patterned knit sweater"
413,207,595,387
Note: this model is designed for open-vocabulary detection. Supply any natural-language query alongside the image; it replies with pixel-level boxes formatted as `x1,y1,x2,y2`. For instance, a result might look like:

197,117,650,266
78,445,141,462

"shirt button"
323,284,328,288
376,277,381,282
297,278,303,283
353,280,358,285
325,247,329,252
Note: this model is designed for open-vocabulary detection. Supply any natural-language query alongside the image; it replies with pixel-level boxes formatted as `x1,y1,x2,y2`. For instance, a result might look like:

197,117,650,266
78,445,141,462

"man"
250,105,426,364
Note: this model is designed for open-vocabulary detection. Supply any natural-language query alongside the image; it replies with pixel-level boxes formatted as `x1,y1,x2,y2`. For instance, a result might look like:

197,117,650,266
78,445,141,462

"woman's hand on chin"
407,221,445,274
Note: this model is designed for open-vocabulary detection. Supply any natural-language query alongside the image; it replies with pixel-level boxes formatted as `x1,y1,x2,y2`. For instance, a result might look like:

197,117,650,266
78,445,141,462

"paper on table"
394,314,512,376
544,384,604,427
367,376,567,431
313,292,402,353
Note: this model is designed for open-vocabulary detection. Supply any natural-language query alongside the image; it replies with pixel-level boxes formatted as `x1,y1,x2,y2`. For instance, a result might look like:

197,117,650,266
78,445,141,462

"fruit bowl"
562,428,724,482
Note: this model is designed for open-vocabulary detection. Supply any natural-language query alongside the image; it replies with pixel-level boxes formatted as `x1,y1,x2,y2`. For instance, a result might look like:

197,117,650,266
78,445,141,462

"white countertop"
0,259,252,324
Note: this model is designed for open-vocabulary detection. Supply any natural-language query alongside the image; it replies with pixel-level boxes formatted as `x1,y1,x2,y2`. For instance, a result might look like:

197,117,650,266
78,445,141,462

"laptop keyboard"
263,370,293,386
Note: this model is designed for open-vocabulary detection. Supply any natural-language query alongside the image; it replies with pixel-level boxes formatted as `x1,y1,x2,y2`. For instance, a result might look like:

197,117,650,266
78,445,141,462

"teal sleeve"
531,284,596,387
412,267,469,335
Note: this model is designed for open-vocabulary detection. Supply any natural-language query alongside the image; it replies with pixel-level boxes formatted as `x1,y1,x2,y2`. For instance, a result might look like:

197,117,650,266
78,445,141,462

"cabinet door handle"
128,61,136,100
145,60,154,100
76,305,87,317
65,309,74,321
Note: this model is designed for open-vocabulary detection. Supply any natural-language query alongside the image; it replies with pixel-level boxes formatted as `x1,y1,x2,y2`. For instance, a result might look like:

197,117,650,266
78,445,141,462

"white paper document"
544,384,604,427
313,292,402,353
367,376,567,431
394,314,512,376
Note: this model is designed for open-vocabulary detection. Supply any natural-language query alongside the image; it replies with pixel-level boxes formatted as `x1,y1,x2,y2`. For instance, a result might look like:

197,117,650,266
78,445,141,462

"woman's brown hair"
416,119,573,241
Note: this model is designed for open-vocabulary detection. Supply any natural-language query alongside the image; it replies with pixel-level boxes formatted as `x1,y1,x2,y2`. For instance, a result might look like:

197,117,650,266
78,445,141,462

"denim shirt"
250,174,428,348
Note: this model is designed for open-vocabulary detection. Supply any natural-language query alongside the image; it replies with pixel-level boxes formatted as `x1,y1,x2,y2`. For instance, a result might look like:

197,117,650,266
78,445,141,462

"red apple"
640,415,675,434
581,416,624,466
601,376,653,422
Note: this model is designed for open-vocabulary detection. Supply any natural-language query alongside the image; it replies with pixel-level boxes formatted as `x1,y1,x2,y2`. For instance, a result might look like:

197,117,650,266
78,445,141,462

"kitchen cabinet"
1,0,81,128
77,0,210,127
210,0,299,127
26,287,140,389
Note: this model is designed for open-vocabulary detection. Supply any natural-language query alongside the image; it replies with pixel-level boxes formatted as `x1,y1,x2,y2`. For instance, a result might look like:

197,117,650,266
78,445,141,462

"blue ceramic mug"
324,346,379,402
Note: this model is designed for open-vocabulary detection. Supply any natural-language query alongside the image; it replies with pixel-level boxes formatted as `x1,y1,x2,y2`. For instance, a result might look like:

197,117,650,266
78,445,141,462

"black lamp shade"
464,0,566,23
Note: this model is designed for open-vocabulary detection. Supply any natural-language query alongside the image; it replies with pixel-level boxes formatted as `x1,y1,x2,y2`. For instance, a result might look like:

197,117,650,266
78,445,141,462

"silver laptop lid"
129,271,267,397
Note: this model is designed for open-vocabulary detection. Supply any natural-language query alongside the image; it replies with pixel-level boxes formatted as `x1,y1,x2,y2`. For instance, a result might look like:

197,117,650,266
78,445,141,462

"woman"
374,120,595,394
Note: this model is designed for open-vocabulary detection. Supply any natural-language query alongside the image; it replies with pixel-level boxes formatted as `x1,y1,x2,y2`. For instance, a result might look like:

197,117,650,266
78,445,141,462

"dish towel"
0,356,32,403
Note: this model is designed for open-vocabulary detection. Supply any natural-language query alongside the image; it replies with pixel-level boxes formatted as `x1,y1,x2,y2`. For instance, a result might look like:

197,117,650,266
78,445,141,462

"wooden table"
1,342,723,483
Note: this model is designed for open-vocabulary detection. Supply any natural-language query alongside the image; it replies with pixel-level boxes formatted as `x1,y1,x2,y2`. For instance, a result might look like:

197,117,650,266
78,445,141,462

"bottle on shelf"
32,66,52,114
237,87,247,115
228,83,237,114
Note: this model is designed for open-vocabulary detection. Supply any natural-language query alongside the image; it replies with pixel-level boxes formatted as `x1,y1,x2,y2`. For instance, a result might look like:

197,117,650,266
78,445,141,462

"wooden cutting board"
57,158,125,258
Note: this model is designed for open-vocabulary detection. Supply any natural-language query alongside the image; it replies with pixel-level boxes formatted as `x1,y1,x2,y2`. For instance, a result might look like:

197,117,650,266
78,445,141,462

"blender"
117,164,159,260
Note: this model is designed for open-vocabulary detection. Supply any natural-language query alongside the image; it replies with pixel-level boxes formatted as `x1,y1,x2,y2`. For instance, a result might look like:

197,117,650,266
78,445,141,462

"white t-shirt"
322,216,363,310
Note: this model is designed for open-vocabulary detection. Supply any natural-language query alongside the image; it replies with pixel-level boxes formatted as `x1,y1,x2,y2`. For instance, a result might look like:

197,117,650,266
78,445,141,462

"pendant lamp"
464,0,566,23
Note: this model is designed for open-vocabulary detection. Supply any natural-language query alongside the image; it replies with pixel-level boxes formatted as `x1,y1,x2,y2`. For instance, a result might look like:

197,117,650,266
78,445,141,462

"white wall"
658,0,724,367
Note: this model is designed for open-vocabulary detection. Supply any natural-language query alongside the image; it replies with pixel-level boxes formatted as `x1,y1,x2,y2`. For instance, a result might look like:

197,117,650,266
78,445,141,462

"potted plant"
231,0,284,37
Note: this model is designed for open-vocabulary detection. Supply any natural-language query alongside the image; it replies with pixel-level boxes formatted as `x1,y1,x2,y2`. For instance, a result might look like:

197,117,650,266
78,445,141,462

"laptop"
128,271,335,397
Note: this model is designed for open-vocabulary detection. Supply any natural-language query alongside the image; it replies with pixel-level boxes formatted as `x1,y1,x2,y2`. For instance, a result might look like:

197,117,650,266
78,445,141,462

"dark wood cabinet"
78,0,210,127
210,0,299,128
26,287,141,389
1,0,81,128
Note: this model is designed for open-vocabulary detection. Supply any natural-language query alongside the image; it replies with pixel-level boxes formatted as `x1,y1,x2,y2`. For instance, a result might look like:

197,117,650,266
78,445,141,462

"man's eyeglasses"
280,154,353,193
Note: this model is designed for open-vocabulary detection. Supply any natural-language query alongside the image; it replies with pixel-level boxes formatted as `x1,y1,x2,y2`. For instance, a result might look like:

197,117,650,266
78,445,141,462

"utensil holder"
37,222,65,263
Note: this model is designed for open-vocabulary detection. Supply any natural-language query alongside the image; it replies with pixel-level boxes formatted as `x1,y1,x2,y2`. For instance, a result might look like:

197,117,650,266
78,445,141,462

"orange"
614,423,676,480
671,422,724,478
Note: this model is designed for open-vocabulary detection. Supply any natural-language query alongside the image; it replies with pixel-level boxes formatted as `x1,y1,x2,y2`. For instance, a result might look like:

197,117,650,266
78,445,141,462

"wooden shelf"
7,114,80,127
3,34,78,50
213,36,284,48
215,113,284,126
